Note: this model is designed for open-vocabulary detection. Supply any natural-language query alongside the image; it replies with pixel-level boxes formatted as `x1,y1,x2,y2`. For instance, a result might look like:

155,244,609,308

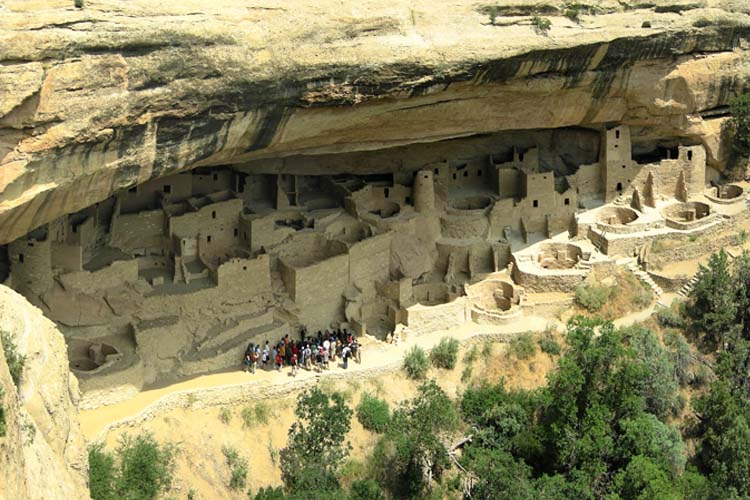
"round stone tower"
413,170,435,213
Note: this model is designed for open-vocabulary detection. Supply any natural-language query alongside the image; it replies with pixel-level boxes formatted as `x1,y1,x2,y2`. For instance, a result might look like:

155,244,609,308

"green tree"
729,93,750,159
1,330,25,389
279,387,353,494
88,444,117,500
372,380,458,498
689,250,737,347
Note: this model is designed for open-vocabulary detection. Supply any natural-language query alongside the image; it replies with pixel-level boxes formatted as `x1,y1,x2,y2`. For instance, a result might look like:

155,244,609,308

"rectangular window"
212,211,216,219
234,228,238,237
213,173,218,181
128,187,137,194
564,198,570,206
18,254,24,263
207,235,212,243
163,185,171,194
533,200,539,208
616,130,620,139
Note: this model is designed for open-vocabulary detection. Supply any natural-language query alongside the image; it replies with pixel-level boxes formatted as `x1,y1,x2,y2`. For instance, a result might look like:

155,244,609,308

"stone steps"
677,274,700,298
626,260,663,298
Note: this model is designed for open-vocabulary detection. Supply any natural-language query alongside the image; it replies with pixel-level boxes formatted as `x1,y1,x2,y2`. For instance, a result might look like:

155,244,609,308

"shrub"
403,346,430,380
74,0,84,8
241,406,255,428
481,341,493,359
218,407,231,424
656,307,684,328
509,333,536,360
575,283,613,312
350,478,385,500
729,93,750,159
461,365,473,383
531,15,552,34
89,433,176,500
430,337,460,370
222,444,248,490
254,402,272,425
1,330,25,389
538,337,561,356
356,393,390,433
463,345,479,364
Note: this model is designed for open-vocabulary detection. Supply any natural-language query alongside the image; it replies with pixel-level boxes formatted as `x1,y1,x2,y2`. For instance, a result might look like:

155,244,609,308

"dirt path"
79,315,551,441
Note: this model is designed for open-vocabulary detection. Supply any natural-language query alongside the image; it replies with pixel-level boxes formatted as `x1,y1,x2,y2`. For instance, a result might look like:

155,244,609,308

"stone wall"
58,260,139,292
349,233,392,298
404,297,468,336
111,209,165,253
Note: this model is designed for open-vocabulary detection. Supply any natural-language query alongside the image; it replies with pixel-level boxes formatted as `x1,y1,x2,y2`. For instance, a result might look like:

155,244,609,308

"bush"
219,407,231,424
254,402,272,425
356,394,390,433
538,337,561,356
575,283,613,312
531,15,552,34
89,432,176,500
430,337,460,370
350,478,385,500
509,333,536,360
729,92,750,158
461,365,473,383
463,345,479,364
1,330,25,389
656,307,684,328
222,444,248,490
403,346,430,380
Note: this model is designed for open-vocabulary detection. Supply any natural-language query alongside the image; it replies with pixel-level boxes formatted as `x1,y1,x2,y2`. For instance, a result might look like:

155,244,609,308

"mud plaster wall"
216,254,271,298
245,214,296,254
441,212,489,239
512,266,587,293
191,170,233,196
405,297,468,336
51,242,83,272
119,173,192,214
9,237,52,296
571,163,602,199
348,233,392,298
290,253,350,330
170,198,242,263
111,209,165,252
58,260,138,292
135,321,191,384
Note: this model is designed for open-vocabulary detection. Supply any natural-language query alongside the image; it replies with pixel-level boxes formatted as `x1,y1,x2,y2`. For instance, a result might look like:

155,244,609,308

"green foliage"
656,306,685,329
663,329,696,387
356,393,390,433
251,486,286,500
461,365,473,383
574,283,613,312
729,93,750,159
0,387,5,438
509,332,537,360
254,402,272,425
430,337,460,369
241,406,254,427
280,387,353,494
538,336,561,356
219,407,231,424
1,330,25,389
349,479,385,500
481,340,493,359
222,445,248,490
89,433,176,500
531,15,552,34
403,346,430,380
689,250,737,346
372,380,458,497
74,0,84,8
463,345,479,364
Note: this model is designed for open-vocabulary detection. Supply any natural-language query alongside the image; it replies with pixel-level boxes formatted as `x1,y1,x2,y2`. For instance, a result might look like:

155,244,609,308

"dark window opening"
207,235,212,243
424,174,429,179
533,200,539,208
452,173,457,180
128,187,137,194
18,254,24,263
27,242,34,247
519,153,525,161
242,266,247,271
213,173,218,181
384,188,390,198
72,225,77,233
688,150,693,161
564,198,570,206
477,169,482,177
616,130,620,139
163,184,171,194
616,182,623,192
543,175,547,180
405,197,412,205
234,228,238,237
212,211,217,219
433,168,439,175
463,171,468,177
622,165,626,169
614,144,619,149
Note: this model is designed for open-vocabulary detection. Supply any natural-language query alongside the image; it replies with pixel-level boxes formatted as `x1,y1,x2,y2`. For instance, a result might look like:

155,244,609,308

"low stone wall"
648,271,690,292
58,260,139,292
404,297,468,336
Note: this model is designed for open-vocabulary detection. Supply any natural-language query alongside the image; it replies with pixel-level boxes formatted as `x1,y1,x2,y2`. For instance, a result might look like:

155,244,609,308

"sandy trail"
80,315,552,441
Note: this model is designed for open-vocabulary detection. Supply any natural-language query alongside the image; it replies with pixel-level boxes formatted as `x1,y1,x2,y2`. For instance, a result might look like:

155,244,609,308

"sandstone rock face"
0,285,90,500
1,0,750,244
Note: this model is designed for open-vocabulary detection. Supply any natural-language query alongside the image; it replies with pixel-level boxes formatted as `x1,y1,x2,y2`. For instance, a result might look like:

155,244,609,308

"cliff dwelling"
0,121,745,407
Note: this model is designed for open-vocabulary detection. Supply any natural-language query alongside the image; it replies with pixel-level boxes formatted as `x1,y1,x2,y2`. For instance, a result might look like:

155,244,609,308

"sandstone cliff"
1,0,749,243
0,285,90,500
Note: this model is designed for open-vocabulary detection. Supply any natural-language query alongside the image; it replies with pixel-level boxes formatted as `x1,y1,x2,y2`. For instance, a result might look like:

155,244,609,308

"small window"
688,150,693,161
533,200,539,208
433,168,439,175
452,173,457,180
18,254,24,263
477,170,482,177
463,171,468,177
72,225,77,233
519,153,525,161
242,266,247,271
384,188,389,198
213,173,218,181
212,211,216,219
543,175,547,180
622,165,626,169
234,228,238,237
616,182,623,192
564,198,570,206
27,242,34,247
614,144,619,149
128,186,137,194
616,130,620,139
405,197,412,205
423,174,429,179
163,184,171,194
207,235,212,243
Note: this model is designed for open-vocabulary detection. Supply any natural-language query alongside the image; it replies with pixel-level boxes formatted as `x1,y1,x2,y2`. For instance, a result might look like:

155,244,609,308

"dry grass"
576,269,653,320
